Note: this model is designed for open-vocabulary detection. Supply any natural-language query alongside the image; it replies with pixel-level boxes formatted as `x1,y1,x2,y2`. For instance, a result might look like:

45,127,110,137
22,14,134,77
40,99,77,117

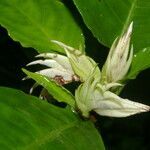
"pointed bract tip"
126,21,133,37
22,76,28,81
129,21,133,30
142,105,150,112
51,40,60,45
51,40,75,52
26,62,35,66
51,40,67,49
35,53,56,58
35,53,44,58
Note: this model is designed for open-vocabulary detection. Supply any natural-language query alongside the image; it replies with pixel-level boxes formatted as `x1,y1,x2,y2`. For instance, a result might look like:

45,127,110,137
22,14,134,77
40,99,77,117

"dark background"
0,1,150,149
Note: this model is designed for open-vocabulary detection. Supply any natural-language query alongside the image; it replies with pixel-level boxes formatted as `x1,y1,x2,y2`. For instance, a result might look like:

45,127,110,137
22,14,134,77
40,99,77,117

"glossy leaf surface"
73,0,150,52
0,87,105,149
0,0,84,53
127,47,150,79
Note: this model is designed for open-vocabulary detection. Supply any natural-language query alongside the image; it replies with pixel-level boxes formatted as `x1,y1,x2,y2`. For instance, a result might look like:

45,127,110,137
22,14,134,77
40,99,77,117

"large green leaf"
73,0,150,52
127,47,150,79
23,69,75,108
0,0,84,53
0,87,105,149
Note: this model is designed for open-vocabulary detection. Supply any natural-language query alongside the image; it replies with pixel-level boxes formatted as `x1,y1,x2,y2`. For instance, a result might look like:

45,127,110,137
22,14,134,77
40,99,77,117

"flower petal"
75,67,150,118
94,91,150,117
36,53,73,73
27,59,63,69
102,22,133,83
36,68,75,84
51,40,101,82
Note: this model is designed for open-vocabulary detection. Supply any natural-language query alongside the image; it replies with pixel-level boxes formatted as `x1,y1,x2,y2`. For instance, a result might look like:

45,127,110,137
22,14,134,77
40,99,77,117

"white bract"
75,69,150,118
51,40,101,82
27,40,101,85
102,22,133,84
27,53,79,85
26,22,150,118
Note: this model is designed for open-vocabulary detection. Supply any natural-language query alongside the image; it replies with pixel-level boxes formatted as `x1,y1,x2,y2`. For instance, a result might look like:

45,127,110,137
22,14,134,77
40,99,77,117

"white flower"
27,40,101,85
51,40,101,82
27,53,79,85
75,69,150,118
102,22,133,84
25,22,150,118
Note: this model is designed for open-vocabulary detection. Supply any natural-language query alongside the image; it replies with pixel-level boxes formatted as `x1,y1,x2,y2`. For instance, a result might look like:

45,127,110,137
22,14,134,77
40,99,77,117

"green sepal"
22,69,75,108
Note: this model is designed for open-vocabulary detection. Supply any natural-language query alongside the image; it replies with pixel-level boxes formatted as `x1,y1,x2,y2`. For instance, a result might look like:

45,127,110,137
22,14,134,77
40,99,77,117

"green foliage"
73,0,150,52
0,0,84,53
127,47,150,79
0,87,105,149
0,0,150,149
73,0,150,81
23,69,75,108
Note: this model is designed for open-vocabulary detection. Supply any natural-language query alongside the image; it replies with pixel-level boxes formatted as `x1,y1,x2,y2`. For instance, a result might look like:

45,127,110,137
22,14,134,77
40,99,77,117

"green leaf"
0,87,105,149
127,47,150,79
0,0,84,53
23,69,75,108
73,0,150,52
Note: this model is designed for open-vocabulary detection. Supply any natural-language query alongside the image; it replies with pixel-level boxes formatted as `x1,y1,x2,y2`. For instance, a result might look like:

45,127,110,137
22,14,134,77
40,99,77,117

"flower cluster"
27,22,150,118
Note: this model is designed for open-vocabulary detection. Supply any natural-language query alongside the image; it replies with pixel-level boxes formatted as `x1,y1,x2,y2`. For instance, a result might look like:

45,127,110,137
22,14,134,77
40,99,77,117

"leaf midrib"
8,2,51,43
121,0,137,35
26,120,78,149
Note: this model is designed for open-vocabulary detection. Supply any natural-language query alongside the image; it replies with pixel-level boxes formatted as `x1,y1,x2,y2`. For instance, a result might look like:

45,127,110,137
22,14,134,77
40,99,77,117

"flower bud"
102,22,133,84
